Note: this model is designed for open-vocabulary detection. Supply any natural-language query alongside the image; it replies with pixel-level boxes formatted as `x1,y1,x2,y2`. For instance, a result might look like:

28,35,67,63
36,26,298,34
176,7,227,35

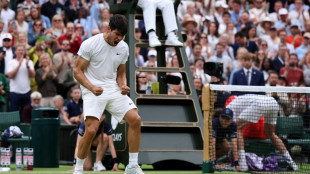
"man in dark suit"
233,32,258,57
273,44,287,74
0,33,15,75
232,52,265,96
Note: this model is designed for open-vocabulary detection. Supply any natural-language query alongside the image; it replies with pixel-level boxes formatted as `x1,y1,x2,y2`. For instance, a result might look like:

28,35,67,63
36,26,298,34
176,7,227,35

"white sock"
283,151,293,161
148,31,156,38
129,152,138,166
75,157,86,170
238,150,246,162
167,31,177,39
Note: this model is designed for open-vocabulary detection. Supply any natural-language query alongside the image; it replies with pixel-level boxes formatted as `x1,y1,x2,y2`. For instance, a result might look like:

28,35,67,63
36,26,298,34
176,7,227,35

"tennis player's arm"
73,56,94,91
116,64,127,87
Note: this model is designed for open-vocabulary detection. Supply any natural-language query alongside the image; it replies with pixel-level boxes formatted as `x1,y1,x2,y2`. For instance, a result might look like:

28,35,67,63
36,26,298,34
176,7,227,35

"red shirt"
286,36,304,49
58,34,82,54
279,67,304,86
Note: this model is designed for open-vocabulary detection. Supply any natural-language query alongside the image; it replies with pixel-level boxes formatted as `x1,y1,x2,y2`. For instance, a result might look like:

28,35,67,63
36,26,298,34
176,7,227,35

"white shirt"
8,59,34,93
0,8,15,33
243,67,252,85
288,11,310,31
16,21,29,34
77,33,129,93
208,54,232,80
3,47,14,75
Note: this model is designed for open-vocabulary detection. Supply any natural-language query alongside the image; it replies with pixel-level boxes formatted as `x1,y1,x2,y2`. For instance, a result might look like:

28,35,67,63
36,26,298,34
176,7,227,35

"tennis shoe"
165,37,183,47
125,164,144,174
149,36,161,47
73,168,83,174
94,161,106,171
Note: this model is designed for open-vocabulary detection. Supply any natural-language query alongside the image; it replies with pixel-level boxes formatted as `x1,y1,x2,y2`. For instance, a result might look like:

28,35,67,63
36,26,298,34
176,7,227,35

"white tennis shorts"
227,94,279,125
82,88,137,122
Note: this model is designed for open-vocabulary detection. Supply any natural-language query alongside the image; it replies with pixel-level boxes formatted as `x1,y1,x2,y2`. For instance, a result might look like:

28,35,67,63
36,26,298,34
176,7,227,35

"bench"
0,111,31,148
244,116,310,155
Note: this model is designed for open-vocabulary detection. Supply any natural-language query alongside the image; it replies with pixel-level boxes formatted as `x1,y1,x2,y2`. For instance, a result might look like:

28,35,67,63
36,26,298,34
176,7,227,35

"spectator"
218,12,231,35
15,32,31,50
136,72,147,93
63,54,78,99
274,8,290,34
75,23,87,41
298,51,310,86
256,16,274,38
253,49,266,70
143,49,157,67
208,43,232,80
58,22,82,54
213,1,228,25
230,0,243,26
194,58,211,85
0,33,16,75
261,58,274,82
188,43,202,63
0,0,15,33
283,91,307,117
296,32,310,61
52,39,73,97
0,20,5,47
218,34,234,59
246,25,258,43
64,0,80,22
229,47,248,84
182,16,199,46
64,85,83,125
278,30,295,54
29,6,51,30
207,22,219,50
0,71,9,112
288,0,309,32
280,53,304,86
28,41,53,70
249,0,268,24
7,20,18,46
193,75,202,103
17,0,36,22
269,0,283,22
51,14,66,38
237,11,253,33
53,95,67,124
135,46,144,67
199,33,213,60
21,91,42,123
233,32,258,57
28,19,45,46
168,83,185,95
15,9,29,35
41,0,64,21
43,30,58,54
97,8,110,31
286,20,304,49
7,44,35,112
35,53,58,107
231,51,265,95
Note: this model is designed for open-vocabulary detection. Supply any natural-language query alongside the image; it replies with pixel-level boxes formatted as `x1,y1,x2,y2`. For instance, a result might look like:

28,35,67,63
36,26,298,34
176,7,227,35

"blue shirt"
296,45,308,61
78,121,112,137
212,117,237,139
64,99,82,118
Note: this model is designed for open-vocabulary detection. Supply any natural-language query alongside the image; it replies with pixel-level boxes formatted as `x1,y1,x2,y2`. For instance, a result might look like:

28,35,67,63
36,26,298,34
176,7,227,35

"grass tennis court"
5,164,310,174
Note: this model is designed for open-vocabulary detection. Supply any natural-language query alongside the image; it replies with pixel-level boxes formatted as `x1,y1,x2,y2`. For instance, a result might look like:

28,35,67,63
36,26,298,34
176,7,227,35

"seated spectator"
168,83,185,95
233,32,258,58
296,32,310,61
28,6,51,30
280,53,304,86
73,113,120,171
193,75,202,104
0,0,15,33
282,90,307,117
143,49,157,67
53,95,67,124
246,25,258,43
299,51,310,86
97,8,110,31
15,32,31,50
194,58,211,85
286,20,303,49
207,22,219,50
136,72,147,93
0,33,16,75
261,58,274,82
35,53,58,107
64,85,83,125
17,0,36,22
199,33,213,60
135,46,144,67
212,108,240,171
15,9,29,35
40,0,64,21
21,91,42,123
43,30,58,54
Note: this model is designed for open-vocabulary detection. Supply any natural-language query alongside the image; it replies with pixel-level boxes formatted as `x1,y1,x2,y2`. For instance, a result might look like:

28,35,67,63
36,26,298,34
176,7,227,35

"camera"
204,62,223,78
1,50,6,55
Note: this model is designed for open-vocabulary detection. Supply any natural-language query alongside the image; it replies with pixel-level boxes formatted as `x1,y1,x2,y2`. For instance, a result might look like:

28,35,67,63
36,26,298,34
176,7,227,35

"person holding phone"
0,33,15,75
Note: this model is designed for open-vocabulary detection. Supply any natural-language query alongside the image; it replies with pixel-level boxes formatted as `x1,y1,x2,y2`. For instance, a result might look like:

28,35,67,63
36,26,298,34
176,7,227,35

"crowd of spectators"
0,0,310,127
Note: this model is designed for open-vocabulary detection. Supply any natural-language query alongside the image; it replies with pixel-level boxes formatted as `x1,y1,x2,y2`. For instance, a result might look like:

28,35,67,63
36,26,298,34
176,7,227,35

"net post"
202,83,214,173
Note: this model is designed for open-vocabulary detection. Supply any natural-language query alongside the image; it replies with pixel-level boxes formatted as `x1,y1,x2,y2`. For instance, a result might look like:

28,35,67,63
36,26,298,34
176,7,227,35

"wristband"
73,158,76,164
232,160,239,166
113,158,119,164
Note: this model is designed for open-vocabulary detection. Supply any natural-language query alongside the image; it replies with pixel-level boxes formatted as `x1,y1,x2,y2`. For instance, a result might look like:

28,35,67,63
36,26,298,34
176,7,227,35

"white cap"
2,33,12,40
147,50,157,57
279,8,288,15
215,1,222,7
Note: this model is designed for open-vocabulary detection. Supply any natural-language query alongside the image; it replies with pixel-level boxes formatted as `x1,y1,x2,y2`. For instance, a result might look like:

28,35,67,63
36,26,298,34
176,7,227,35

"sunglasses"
3,39,11,42
62,43,70,46
139,76,146,78
53,19,61,22
34,23,42,26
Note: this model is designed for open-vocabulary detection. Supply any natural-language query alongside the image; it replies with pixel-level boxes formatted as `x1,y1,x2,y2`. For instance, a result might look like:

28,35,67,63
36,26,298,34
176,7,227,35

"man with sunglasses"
0,33,15,75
